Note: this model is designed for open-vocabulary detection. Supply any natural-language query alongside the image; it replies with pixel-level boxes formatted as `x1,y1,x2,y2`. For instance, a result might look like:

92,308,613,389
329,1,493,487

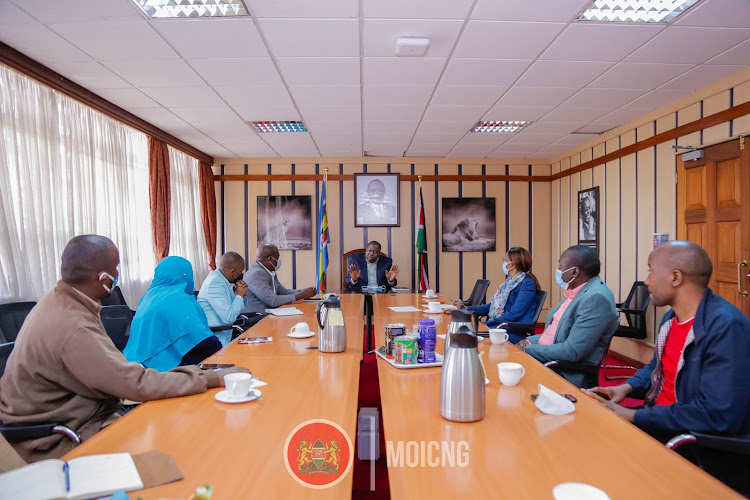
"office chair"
341,248,388,289
504,290,548,338
461,279,491,306
0,342,81,446
0,302,36,343
100,305,134,352
603,281,650,380
100,286,128,307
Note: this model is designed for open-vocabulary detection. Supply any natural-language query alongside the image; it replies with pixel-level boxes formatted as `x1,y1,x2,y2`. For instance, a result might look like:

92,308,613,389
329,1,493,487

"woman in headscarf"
124,256,222,371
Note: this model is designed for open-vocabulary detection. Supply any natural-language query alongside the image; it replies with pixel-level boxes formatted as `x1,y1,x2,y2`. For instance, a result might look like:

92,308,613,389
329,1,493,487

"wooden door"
677,137,750,318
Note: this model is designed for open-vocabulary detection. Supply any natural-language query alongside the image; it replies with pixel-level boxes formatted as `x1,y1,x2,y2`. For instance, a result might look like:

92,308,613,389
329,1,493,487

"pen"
62,461,70,493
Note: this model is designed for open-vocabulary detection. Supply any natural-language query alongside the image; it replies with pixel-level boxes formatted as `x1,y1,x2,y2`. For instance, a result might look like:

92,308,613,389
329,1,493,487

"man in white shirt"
197,252,248,347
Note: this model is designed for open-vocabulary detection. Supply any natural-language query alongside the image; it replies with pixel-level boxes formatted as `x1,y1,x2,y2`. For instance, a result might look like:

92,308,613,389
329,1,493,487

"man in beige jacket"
0,235,249,463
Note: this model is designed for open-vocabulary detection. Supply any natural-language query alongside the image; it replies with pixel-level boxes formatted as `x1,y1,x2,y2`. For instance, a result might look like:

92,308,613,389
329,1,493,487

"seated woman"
124,256,222,371
465,247,540,344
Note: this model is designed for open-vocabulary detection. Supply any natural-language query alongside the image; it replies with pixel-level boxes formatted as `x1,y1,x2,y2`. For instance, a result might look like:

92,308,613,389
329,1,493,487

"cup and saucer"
215,373,262,404
287,322,315,339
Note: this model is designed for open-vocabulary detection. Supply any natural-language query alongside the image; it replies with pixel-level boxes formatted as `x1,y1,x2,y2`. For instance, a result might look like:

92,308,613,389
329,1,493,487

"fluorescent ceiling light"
132,0,249,19
250,121,307,133
471,121,530,133
578,0,701,23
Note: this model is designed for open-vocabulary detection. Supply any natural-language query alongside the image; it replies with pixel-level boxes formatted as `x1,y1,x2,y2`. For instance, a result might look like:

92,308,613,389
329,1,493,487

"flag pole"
323,168,328,290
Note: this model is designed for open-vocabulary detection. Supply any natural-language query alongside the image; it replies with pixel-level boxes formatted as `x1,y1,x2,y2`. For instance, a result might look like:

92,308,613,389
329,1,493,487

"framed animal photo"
441,198,496,252
257,196,312,250
578,187,599,253
354,173,400,227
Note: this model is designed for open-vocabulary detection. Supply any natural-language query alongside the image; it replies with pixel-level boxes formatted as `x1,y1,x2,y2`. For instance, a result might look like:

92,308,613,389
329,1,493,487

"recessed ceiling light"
578,0,701,23
471,121,530,133
249,121,307,133
131,0,249,19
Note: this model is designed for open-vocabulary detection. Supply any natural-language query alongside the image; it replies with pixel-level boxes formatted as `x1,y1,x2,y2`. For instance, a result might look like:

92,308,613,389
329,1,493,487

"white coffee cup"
290,322,311,336
224,372,253,399
489,328,509,345
427,301,442,313
425,288,436,298
553,483,610,500
497,362,525,386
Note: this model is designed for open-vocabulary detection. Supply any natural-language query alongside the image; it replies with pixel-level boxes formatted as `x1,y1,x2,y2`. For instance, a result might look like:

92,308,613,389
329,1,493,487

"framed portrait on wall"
578,187,599,253
257,196,312,250
354,173,400,227
441,198,496,252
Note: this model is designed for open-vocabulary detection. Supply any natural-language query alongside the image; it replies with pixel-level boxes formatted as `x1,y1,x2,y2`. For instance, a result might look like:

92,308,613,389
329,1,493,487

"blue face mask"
555,266,577,290
271,256,282,271
502,261,515,276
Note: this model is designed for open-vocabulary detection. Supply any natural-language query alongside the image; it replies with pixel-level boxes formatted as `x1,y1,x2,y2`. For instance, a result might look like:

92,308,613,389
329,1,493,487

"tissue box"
357,430,380,460
358,407,379,431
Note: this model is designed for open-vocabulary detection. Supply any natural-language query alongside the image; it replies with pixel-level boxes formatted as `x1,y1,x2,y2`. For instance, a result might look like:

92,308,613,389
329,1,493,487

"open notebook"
264,307,304,316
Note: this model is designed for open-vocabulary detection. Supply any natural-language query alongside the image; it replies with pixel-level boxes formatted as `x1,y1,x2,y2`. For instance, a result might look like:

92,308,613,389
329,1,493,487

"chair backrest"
100,286,128,308
621,281,650,331
530,290,547,325
100,305,134,352
0,342,15,379
0,302,36,343
466,280,491,306
341,248,388,288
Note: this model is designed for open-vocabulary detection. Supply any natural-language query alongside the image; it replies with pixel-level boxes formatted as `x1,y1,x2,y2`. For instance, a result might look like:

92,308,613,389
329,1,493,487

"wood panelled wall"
214,160,552,314
549,69,750,363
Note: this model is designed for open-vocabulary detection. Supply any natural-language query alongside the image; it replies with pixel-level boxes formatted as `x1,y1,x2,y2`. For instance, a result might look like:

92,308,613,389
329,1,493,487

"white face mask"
270,255,282,271
99,271,118,294
555,266,576,290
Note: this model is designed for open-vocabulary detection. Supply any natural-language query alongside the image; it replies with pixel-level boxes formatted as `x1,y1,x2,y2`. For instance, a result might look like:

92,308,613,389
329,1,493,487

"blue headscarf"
124,256,213,372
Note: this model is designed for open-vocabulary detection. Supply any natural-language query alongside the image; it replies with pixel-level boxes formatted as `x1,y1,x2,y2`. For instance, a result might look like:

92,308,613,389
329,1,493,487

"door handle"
738,260,748,297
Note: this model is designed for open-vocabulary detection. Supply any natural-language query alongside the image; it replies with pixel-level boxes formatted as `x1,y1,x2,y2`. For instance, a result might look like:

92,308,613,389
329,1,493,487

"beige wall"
213,159,553,313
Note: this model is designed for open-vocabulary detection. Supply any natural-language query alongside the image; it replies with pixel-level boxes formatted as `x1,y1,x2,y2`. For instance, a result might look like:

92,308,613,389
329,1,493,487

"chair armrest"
0,422,81,444
209,324,243,335
506,322,537,335
666,433,698,451
544,360,600,376
619,308,647,315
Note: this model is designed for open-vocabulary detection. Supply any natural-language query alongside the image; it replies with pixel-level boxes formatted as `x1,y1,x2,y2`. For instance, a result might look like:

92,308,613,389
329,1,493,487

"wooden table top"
64,355,361,499
372,293,741,499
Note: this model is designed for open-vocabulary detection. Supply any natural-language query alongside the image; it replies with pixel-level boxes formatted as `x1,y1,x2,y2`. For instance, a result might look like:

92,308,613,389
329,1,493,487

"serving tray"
374,346,444,369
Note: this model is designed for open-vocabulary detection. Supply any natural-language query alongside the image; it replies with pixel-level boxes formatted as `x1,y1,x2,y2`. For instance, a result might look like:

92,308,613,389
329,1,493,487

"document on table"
388,306,422,312
265,307,304,316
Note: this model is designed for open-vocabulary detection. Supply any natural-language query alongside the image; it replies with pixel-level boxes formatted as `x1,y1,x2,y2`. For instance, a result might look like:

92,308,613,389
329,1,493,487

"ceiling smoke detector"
395,37,430,57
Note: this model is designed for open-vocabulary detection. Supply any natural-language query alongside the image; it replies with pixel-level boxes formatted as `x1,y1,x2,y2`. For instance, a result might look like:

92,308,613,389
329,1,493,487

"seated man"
346,241,399,290
243,243,316,314
0,235,248,462
197,251,248,347
518,245,618,387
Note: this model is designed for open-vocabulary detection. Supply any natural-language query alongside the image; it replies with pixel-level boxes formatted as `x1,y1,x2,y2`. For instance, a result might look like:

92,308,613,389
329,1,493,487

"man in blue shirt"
197,252,248,347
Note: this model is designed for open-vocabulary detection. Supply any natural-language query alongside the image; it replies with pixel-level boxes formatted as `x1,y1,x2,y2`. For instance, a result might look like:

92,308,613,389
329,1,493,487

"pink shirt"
537,282,585,345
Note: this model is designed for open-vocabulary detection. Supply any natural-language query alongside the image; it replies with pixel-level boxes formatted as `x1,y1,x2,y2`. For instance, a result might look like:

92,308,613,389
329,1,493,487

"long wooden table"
373,293,741,499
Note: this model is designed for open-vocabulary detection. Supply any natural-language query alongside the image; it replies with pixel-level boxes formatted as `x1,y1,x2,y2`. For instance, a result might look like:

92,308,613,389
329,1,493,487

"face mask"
271,256,282,271
555,266,576,290
502,262,515,276
99,271,118,295
229,270,243,284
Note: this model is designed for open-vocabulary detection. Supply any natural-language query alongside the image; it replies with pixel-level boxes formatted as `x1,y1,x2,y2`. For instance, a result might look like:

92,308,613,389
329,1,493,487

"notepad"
238,336,274,345
264,307,304,316
388,306,422,312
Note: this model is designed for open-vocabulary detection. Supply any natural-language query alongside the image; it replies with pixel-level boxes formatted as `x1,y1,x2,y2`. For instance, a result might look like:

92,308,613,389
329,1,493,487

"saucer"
422,295,438,299
423,309,443,314
485,378,490,385
215,389,261,404
288,331,315,339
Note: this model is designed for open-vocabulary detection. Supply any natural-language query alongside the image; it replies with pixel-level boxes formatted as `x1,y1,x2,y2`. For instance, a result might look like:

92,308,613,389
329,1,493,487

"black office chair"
100,286,128,307
504,290,548,338
602,281,650,380
462,279,491,306
0,342,81,446
0,302,36,343
100,305,134,352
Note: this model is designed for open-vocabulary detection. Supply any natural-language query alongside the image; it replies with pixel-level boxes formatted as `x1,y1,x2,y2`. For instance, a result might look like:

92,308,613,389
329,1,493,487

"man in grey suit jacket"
242,243,316,314
519,245,618,387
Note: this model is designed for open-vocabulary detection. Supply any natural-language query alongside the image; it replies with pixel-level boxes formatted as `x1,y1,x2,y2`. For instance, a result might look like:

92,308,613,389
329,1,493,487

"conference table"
63,292,740,499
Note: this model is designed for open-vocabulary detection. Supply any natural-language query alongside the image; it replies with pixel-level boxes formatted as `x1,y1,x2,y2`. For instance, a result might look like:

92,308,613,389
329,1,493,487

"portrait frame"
441,197,497,252
354,173,401,227
578,186,599,253
257,195,313,251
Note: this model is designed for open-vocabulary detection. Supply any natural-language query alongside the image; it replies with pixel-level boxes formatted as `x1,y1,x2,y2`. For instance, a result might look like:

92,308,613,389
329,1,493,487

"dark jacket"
629,289,750,435
468,275,538,328
346,253,397,289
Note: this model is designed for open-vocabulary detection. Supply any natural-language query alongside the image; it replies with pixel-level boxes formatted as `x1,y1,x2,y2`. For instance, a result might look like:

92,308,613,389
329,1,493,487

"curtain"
168,146,209,288
0,64,154,305
198,161,218,271
148,136,170,262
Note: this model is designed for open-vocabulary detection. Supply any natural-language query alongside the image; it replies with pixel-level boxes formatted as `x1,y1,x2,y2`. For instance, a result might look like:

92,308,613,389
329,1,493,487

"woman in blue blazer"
464,247,540,344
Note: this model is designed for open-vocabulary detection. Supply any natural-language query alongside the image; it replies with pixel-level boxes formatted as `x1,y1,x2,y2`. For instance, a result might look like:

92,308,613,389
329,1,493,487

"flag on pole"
317,175,329,291
415,183,430,291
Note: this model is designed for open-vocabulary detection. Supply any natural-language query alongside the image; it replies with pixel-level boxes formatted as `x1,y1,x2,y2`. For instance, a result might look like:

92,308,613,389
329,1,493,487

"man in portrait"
579,191,596,241
357,178,398,226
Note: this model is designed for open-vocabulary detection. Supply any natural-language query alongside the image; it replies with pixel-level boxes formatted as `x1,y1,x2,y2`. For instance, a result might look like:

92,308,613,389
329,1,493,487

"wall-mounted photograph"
354,173,400,227
442,198,496,252
578,186,599,253
257,196,312,250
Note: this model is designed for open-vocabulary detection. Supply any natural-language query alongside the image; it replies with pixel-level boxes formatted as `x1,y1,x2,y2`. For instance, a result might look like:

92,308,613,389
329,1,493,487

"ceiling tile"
12,0,144,23
674,0,750,28
365,0,473,18
141,86,225,108
460,133,511,145
363,57,446,85
589,62,694,89
246,0,358,18
299,105,361,122
483,105,550,122
289,85,361,106
152,18,268,59
365,120,419,135
659,64,747,91
524,122,580,134
196,143,237,159
364,19,463,57
562,88,646,108
417,121,476,134
45,60,131,89
234,105,301,122
541,106,610,123
0,1,37,24
575,123,620,134
541,23,662,62
129,107,185,124
195,121,259,143
431,85,507,106
188,58,281,86
422,104,486,123
447,143,498,157
364,105,425,121
224,141,278,157
411,132,464,145
626,26,750,64
306,122,360,138
158,121,201,137
258,19,358,57
363,85,434,106
94,87,159,108
505,133,566,146
407,146,454,157
50,21,179,61
276,57,359,85
441,58,532,86
553,134,599,145
515,60,614,87
497,86,578,107
213,84,294,109
0,24,92,63
592,107,655,126
706,39,750,65
454,21,566,59
473,0,589,22
103,59,204,87
363,138,410,150
627,89,693,109
262,133,320,156
364,146,406,156
169,106,240,124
